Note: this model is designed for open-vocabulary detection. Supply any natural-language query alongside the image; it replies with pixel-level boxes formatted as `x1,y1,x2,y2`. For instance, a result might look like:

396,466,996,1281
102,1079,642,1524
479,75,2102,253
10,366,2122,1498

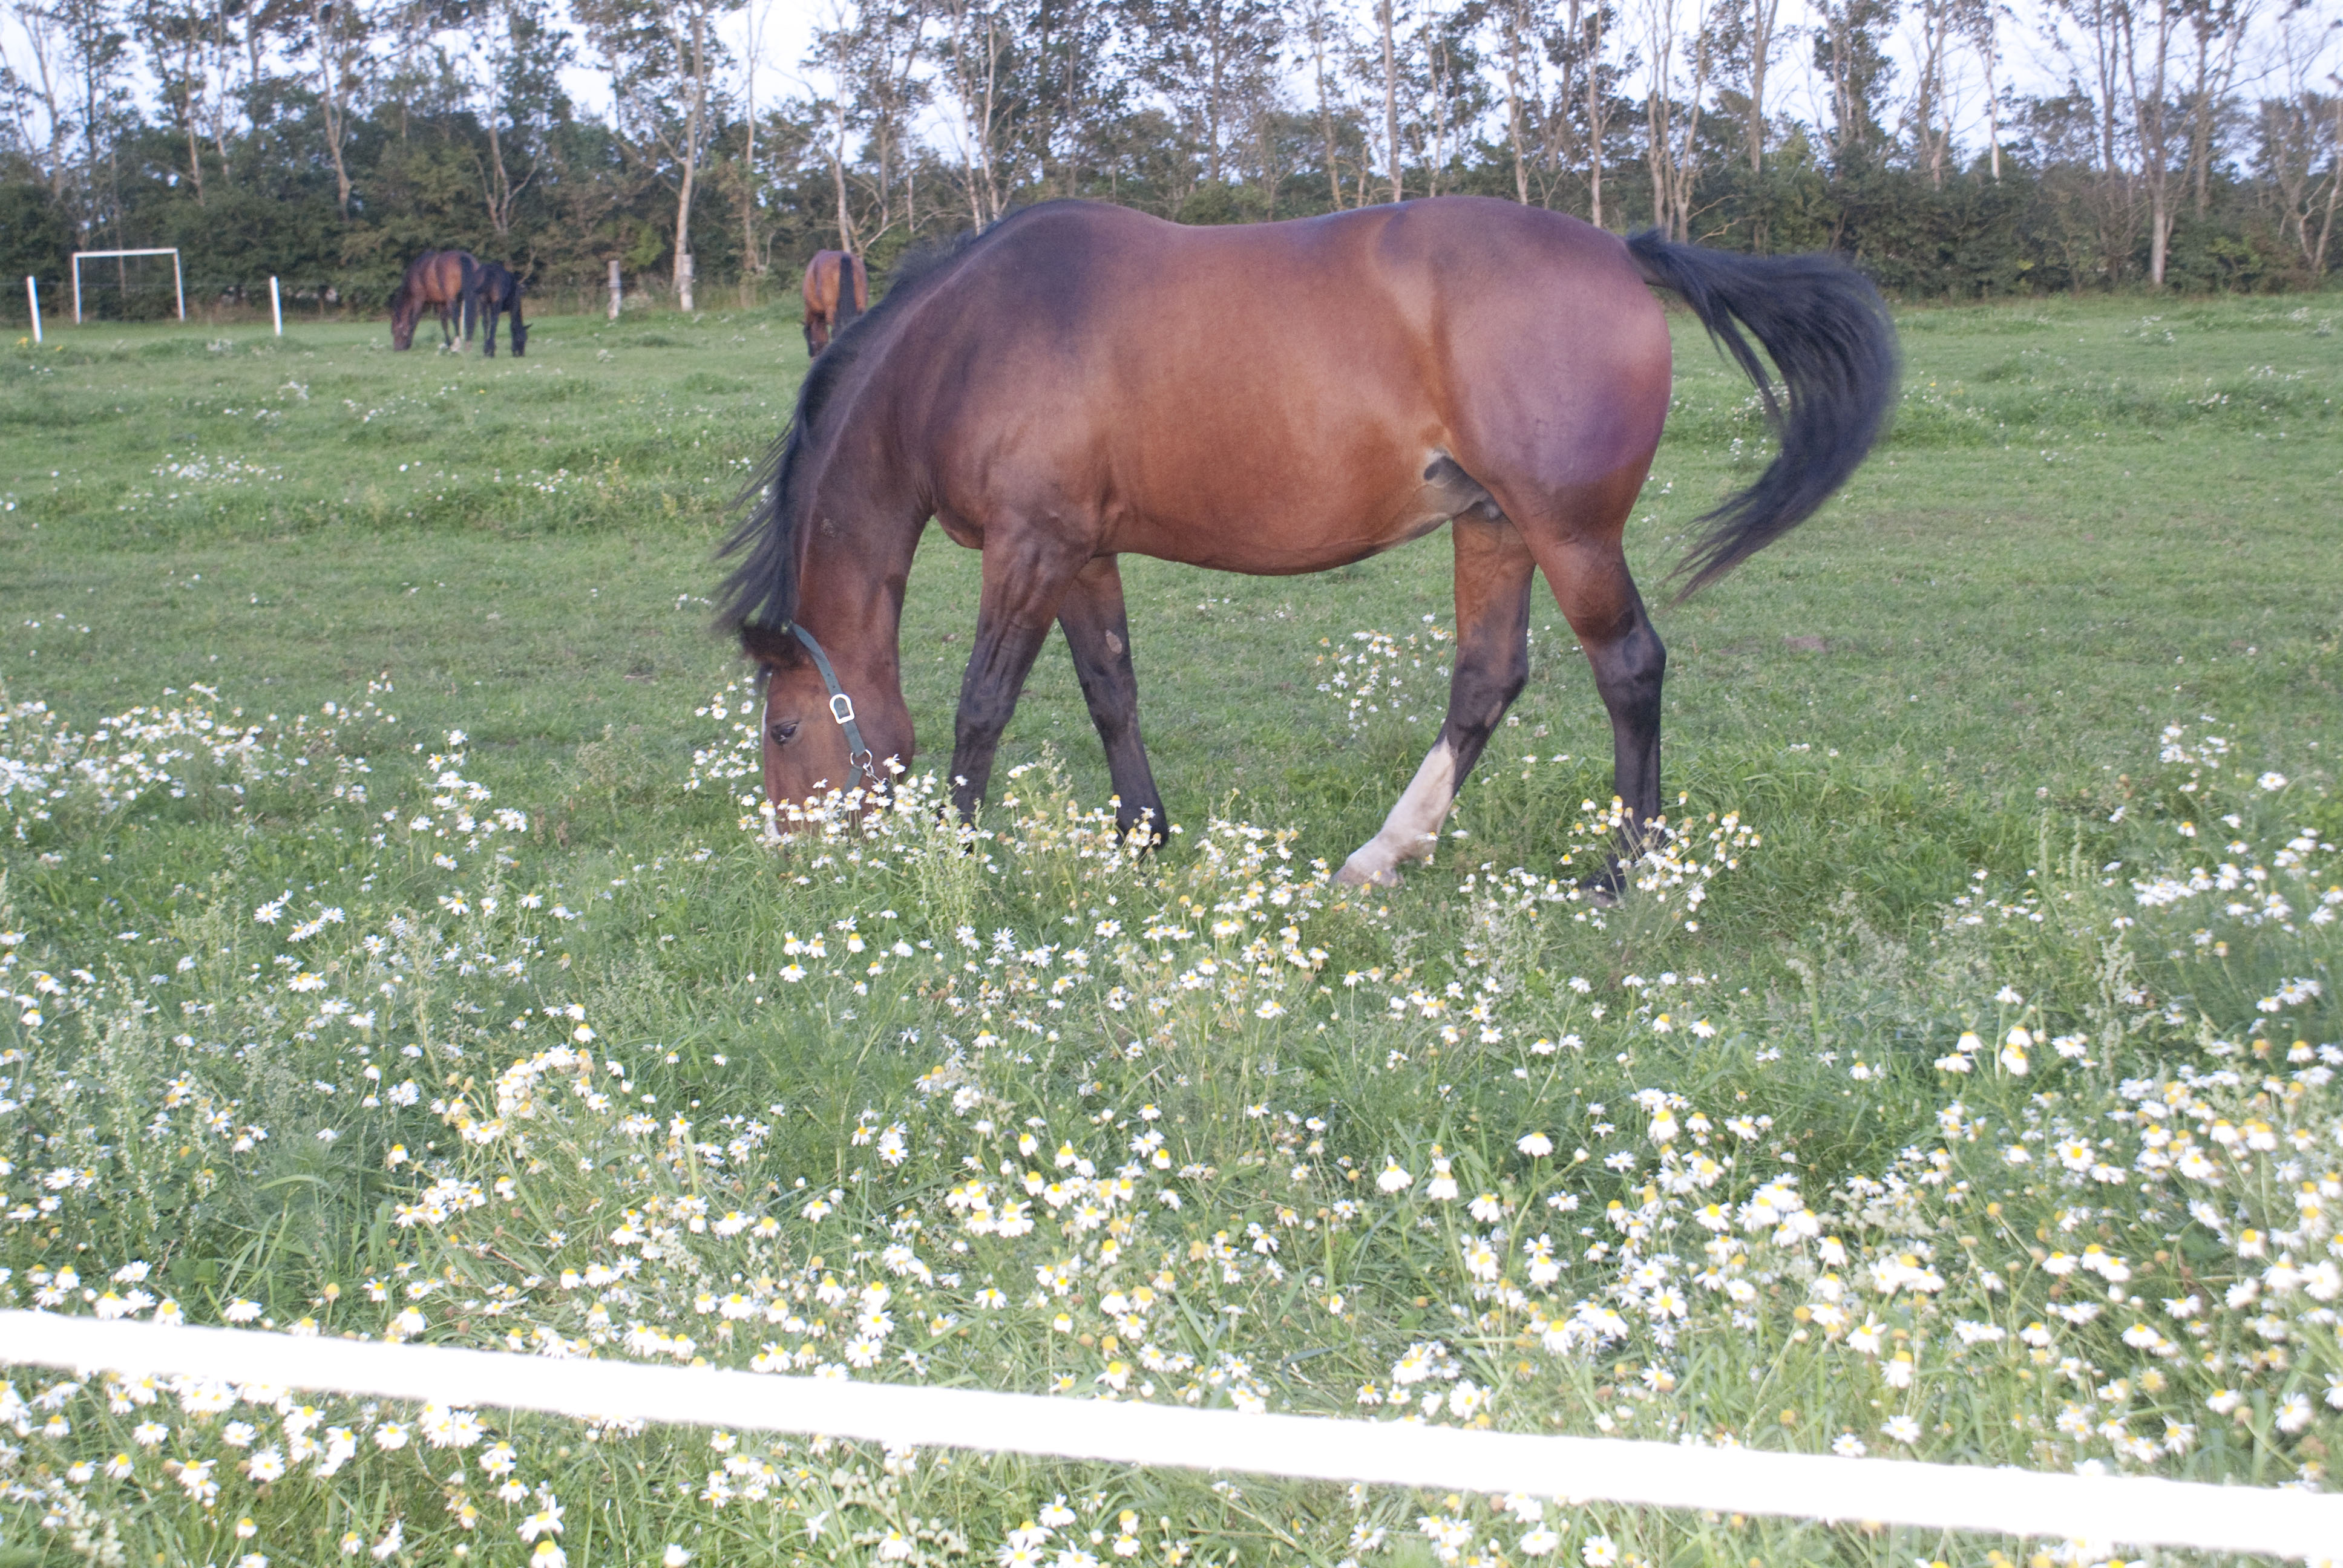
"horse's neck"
796,469,922,681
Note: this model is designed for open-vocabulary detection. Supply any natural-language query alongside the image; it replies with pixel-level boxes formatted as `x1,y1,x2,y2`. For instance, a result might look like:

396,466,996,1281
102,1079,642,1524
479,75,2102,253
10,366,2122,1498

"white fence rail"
5,1312,2338,1560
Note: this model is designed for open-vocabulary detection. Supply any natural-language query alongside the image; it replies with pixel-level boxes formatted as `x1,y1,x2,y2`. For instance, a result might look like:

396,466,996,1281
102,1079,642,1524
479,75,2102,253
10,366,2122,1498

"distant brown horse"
720,198,1895,886
390,251,478,351
801,250,867,358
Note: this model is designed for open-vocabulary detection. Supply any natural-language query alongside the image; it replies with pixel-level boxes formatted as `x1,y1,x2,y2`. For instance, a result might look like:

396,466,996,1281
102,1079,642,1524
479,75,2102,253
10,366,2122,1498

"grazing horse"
389,250,478,351
718,198,1896,886
801,250,867,358
471,261,528,358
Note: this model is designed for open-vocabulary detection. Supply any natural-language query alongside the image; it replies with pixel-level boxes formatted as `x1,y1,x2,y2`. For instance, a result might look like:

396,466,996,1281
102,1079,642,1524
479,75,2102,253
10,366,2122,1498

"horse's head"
388,289,418,351
508,315,528,356
740,624,908,827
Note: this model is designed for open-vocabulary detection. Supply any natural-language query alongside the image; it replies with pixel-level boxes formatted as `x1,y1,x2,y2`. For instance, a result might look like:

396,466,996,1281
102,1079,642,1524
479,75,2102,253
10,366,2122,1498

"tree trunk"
1205,0,1224,184
1586,5,1604,227
1502,10,1529,204
1381,0,1400,203
830,102,859,252
673,7,707,311
312,0,353,218
1748,0,1778,171
1309,0,1340,208
1978,17,2001,183
2129,0,2176,286
2315,82,2343,276
743,0,762,275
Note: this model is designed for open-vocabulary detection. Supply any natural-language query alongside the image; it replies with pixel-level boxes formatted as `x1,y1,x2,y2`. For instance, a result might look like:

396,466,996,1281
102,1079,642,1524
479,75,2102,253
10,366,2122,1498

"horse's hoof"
1334,858,1403,890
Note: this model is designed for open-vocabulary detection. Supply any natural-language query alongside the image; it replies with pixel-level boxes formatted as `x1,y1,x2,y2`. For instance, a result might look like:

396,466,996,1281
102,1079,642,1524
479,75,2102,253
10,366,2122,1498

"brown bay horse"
719,197,1896,886
801,250,867,358
390,250,478,351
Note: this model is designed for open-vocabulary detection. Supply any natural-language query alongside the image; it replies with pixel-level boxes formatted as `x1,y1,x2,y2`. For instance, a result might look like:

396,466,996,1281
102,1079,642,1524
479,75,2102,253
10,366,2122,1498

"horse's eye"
768,719,801,745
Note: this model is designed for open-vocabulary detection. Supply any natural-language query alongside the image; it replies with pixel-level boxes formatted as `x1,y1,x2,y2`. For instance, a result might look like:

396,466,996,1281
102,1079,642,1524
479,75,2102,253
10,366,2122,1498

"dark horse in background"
800,250,867,358
471,261,527,358
389,251,477,351
719,198,1896,886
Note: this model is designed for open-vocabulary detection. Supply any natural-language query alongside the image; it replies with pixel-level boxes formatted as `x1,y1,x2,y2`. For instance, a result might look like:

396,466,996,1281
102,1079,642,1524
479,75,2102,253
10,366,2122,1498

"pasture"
1,289,2338,1568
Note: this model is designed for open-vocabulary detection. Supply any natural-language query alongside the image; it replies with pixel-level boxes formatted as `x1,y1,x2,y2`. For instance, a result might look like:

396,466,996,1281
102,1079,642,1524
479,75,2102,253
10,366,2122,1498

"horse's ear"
739,624,801,666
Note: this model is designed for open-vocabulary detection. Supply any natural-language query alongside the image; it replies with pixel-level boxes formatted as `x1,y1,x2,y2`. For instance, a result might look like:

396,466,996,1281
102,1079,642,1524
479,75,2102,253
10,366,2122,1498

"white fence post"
25,276,40,344
270,277,283,336
608,259,622,321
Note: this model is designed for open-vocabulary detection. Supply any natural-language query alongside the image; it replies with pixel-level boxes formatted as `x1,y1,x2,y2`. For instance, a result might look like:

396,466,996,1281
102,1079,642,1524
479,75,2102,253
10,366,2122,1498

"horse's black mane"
714,223,1004,637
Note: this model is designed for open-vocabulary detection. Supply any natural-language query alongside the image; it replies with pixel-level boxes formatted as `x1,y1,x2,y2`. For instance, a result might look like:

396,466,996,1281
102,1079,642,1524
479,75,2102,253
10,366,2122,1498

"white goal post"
70,247,185,323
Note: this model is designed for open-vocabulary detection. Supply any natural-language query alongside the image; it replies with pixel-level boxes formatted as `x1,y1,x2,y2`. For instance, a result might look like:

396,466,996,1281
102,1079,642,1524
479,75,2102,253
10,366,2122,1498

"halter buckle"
829,692,856,726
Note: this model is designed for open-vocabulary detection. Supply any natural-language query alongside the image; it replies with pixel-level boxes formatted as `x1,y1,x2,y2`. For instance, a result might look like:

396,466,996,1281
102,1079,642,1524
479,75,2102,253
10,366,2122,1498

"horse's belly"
1099,449,1496,575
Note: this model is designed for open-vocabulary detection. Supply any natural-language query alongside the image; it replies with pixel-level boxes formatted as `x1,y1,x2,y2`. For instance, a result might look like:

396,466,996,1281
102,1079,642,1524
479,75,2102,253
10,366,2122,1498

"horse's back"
910,199,1662,426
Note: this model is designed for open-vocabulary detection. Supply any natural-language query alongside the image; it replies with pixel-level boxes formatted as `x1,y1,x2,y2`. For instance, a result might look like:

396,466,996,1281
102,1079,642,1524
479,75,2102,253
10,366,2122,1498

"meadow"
0,284,2338,1568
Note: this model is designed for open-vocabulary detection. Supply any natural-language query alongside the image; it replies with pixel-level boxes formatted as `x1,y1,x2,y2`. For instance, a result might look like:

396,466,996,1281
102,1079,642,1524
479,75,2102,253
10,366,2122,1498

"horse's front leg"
1336,515,1535,887
948,533,1087,822
1056,554,1167,844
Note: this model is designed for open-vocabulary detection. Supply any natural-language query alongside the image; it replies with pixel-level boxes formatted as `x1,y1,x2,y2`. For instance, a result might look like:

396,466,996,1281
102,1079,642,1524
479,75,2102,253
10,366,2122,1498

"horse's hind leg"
1335,514,1535,887
1532,531,1666,878
1056,555,1167,844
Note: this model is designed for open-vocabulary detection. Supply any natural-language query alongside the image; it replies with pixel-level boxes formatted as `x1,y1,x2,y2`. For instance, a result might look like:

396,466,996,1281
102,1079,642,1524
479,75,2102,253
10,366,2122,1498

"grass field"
1,284,2338,1568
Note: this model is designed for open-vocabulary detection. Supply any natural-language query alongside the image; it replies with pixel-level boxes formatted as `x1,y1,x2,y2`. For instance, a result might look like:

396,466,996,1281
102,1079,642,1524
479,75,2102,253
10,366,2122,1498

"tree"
1962,0,2007,181
809,0,927,247
290,0,367,218
473,0,572,240
2257,8,2341,275
1489,0,1536,202
1642,0,1710,237
936,0,1008,224
1,0,82,201
1409,2,1487,197
1121,0,1282,189
2126,0,2182,283
577,0,736,309
1380,0,1400,200
133,0,211,203
1539,0,1622,225
1299,0,1346,206
1706,0,1783,172
2180,0,2251,216
1907,0,1959,186
1812,0,1895,169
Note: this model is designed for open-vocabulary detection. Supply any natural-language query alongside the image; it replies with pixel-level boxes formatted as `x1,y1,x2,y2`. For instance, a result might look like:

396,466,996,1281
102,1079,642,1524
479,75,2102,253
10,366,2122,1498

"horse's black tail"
1627,229,1899,599
834,253,863,334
